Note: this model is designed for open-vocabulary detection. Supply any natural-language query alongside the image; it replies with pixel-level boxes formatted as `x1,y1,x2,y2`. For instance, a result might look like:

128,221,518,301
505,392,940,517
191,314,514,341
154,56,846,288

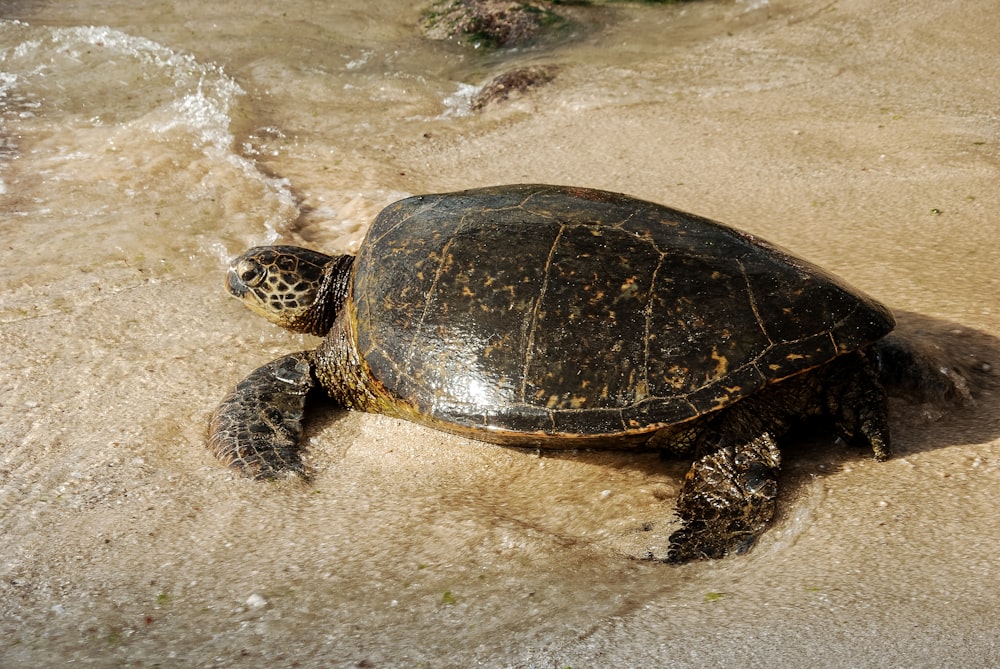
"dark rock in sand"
421,0,569,49
471,64,558,110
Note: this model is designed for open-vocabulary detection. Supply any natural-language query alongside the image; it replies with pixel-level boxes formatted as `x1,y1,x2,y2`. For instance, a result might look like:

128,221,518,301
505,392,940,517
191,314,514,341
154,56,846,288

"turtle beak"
226,268,248,298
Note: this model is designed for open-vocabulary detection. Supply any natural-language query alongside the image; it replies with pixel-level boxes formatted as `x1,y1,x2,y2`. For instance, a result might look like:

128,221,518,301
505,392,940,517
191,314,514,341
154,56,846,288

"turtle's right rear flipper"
209,352,315,479
875,334,976,406
666,433,782,563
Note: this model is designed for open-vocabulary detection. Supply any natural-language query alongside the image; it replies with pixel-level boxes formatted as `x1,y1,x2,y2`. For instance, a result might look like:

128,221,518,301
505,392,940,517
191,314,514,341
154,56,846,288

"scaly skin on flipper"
209,351,316,479
665,349,890,561
668,433,782,563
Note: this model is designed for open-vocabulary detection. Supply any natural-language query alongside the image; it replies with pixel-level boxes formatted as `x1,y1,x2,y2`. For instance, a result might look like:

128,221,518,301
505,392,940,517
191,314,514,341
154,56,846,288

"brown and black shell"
350,184,894,440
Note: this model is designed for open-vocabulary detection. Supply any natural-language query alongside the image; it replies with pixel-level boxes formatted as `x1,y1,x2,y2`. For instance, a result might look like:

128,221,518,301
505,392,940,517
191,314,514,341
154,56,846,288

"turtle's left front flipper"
209,352,315,479
666,433,782,563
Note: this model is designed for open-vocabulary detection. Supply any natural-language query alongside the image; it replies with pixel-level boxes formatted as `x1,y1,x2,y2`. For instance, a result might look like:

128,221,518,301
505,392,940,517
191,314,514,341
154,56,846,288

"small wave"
402,81,478,122
0,21,297,249
441,82,480,118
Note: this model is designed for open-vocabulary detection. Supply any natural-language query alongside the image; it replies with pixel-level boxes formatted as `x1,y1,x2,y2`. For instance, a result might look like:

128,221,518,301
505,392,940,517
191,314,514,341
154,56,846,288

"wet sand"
2,0,999,666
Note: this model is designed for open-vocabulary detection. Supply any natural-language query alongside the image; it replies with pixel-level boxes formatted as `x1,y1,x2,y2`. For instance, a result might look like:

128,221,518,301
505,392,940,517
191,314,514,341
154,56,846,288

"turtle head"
226,245,353,336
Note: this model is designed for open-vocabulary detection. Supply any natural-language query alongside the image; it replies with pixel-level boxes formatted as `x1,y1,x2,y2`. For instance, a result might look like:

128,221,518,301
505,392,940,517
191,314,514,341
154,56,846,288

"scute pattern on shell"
351,185,893,437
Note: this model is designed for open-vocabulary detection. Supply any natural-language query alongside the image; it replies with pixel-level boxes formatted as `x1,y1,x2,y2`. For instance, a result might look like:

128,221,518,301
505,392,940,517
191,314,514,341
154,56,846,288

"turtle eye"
236,260,265,287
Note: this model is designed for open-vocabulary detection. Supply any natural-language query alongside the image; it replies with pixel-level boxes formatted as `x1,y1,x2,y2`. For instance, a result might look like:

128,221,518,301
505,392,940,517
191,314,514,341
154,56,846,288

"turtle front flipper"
666,433,782,563
209,352,316,479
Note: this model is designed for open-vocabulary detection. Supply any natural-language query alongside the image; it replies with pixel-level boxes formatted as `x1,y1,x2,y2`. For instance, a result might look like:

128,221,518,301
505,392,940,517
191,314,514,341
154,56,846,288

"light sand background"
1,0,999,666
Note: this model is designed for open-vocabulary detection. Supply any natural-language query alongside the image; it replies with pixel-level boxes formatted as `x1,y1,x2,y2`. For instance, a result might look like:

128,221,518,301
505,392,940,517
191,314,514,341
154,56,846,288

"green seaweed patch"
422,0,570,49
703,591,726,602
441,590,458,605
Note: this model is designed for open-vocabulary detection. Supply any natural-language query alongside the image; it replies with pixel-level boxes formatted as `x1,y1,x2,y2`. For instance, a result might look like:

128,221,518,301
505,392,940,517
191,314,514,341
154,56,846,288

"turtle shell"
351,184,894,438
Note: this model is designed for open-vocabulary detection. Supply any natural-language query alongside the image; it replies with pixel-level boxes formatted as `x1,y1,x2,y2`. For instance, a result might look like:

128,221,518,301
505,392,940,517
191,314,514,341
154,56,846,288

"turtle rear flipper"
875,333,976,407
667,433,782,563
209,352,316,479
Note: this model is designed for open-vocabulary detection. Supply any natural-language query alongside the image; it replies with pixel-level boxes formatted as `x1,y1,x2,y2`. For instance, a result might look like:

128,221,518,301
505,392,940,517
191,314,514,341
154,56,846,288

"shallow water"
2,1,999,666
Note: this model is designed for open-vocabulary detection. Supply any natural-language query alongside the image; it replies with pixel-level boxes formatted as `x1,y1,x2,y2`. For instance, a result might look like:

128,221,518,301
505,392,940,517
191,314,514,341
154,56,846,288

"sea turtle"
209,184,897,562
